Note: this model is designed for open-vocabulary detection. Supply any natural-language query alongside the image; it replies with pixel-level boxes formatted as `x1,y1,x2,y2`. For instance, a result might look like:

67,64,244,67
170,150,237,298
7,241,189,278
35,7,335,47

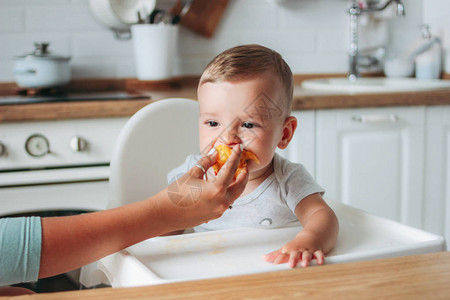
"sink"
301,77,450,93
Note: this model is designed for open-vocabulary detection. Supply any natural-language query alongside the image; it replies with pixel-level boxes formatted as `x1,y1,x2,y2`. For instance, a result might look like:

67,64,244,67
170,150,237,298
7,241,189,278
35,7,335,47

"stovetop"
0,92,150,105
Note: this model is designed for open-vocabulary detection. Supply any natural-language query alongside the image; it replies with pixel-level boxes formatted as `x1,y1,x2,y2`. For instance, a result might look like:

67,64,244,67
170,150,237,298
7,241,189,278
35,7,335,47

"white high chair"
108,98,199,209
80,99,446,288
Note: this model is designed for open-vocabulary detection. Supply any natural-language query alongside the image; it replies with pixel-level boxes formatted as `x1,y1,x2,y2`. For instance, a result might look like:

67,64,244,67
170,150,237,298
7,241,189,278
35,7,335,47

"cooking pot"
13,42,71,88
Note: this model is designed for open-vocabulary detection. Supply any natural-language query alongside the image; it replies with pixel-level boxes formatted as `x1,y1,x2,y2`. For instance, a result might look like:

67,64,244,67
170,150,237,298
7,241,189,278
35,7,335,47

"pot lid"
15,42,71,61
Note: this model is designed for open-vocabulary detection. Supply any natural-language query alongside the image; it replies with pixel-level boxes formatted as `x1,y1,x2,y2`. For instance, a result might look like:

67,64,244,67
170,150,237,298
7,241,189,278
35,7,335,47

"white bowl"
384,58,415,78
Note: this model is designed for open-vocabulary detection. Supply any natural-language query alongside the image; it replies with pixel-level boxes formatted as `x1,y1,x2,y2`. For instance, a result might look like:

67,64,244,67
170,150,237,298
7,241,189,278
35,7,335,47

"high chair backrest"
108,98,199,208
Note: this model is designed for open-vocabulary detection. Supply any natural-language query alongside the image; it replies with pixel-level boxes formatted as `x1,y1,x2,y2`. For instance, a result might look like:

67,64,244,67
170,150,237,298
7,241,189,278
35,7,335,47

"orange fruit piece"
212,144,260,178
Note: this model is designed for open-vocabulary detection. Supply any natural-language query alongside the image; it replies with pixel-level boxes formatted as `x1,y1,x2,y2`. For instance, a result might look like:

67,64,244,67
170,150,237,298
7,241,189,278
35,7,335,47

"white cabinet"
281,105,447,243
424,106,450,247
315,106,426,228
276,110,316,176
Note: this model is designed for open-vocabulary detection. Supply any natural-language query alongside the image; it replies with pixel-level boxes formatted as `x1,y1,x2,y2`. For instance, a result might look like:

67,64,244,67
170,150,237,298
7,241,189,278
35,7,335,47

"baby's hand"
262,231,325,268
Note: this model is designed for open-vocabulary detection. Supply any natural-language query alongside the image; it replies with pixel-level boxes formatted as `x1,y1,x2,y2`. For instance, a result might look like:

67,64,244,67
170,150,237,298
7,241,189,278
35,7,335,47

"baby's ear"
278,116,297,150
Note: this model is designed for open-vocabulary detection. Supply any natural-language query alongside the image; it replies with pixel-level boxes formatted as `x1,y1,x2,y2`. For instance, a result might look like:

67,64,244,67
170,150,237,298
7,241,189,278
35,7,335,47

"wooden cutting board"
179,0,230,38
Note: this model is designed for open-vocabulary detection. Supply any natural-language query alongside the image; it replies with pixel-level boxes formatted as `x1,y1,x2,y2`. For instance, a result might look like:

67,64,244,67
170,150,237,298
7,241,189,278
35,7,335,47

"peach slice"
212,144,260,178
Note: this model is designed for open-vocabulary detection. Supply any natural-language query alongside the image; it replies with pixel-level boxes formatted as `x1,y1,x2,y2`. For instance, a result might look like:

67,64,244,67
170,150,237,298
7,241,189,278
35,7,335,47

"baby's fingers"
264,249,325,268
263,249,291,265
299,250,325,267
262,249,282,263
288,251,301,268
300,251,312,268
314,250,325,265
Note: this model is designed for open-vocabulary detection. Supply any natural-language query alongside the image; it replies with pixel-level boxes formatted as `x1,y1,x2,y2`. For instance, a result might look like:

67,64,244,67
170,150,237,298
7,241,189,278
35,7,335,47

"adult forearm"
38,146,247,279
38,196,171,279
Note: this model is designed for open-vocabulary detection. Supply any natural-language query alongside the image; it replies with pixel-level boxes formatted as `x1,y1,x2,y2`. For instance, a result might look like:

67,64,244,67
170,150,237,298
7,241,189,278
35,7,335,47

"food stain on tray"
164,234,227,255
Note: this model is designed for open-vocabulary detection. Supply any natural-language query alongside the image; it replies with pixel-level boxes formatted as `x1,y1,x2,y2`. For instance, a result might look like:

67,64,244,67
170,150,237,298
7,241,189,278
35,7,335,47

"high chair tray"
81,201,446,288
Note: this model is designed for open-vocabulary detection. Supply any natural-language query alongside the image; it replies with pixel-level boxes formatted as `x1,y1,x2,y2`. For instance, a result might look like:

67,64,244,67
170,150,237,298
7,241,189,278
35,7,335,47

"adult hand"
162,144,248,230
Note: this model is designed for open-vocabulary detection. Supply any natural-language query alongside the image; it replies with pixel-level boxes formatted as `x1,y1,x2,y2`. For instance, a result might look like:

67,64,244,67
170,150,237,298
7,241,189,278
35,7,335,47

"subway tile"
423,0,450,50
219,0,277,32
72,32,133,58
26,5,103,32
388,28,423,56
277,0,348,31
178,29,241,56
317,30,348,53
286,52,348,74
115,58,136,78
444,50,450,71
0,7,25,33
71,58,116,79
0,61,15,82
239,30,316,53
2,0,449,80
177,56,206,77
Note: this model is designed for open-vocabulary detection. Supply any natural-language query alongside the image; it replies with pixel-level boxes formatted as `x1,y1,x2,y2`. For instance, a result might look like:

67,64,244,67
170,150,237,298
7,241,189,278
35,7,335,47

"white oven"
0,117,128,216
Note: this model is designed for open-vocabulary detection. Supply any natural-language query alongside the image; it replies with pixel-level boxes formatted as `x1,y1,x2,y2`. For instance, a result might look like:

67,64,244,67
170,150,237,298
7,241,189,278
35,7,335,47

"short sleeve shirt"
0,217,41,286
167,153,325,231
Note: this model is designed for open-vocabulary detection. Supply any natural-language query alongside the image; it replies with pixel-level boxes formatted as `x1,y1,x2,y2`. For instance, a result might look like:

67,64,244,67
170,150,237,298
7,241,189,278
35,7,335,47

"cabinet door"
316,107,425,227
424,106,450,247
276,110,315,177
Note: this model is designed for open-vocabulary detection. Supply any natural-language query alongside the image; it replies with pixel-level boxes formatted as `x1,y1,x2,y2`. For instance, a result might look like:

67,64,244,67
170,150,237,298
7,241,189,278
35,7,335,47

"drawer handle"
352,114,399,123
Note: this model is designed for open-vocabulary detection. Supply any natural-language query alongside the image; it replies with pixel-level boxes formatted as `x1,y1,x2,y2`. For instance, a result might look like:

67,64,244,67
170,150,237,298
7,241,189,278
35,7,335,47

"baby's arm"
263,193,339,268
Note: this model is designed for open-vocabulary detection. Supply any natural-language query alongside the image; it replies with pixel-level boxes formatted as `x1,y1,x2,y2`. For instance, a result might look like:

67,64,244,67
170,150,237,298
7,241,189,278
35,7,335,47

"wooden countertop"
4,251,450,300
291,88,450,110
1,85,450,123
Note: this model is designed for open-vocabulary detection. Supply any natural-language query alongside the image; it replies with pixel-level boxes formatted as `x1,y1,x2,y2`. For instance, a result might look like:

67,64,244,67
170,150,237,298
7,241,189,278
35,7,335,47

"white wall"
0,0,447,82
423,0,450,71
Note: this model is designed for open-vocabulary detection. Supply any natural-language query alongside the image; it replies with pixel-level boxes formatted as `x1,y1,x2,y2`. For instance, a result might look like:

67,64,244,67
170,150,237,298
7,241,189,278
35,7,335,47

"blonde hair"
199,44,293,115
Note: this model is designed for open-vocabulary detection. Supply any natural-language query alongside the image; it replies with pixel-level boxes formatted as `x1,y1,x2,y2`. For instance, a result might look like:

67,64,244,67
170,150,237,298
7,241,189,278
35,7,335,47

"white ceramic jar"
414,25,442,80
13,43,71,88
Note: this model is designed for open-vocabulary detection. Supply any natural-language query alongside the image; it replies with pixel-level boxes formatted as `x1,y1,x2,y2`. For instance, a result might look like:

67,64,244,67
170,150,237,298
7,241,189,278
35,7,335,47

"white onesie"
167,152,324,232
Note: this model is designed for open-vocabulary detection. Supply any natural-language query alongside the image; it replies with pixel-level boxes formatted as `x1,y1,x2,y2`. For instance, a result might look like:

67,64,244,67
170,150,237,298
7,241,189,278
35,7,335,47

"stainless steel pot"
13,42,71,88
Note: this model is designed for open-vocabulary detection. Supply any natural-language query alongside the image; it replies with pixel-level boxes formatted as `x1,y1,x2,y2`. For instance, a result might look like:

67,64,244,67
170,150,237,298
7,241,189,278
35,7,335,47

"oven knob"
0,142,6,157
70,136,88,152
25,134,50,157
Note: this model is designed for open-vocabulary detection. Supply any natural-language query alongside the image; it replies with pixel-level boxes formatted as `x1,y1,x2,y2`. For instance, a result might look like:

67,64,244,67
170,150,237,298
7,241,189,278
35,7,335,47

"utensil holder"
131,24,179,80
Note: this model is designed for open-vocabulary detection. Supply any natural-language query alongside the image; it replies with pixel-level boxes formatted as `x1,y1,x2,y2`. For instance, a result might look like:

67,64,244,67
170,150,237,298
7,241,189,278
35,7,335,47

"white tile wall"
0,0,447,82
423,0,450,71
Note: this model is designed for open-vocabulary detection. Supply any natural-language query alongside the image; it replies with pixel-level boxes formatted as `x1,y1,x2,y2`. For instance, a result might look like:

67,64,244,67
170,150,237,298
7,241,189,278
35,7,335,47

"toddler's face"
198,72,287,178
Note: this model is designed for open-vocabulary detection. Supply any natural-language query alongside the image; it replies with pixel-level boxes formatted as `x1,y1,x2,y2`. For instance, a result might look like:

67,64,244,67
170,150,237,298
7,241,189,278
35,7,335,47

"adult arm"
0,217,41,286
39,144,247,279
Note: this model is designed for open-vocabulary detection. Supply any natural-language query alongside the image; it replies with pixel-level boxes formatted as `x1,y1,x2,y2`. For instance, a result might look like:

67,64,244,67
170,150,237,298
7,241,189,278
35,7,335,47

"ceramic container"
384,58,414,78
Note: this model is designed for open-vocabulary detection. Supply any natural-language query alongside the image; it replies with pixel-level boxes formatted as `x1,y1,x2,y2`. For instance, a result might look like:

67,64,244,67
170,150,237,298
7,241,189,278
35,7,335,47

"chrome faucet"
347,0,405,81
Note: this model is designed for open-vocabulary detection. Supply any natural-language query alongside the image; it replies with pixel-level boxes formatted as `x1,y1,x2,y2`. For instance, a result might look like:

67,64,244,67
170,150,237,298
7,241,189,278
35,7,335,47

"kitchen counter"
0,86,197,123
4,251,450,300
1,85,450,122
291,88,450,110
